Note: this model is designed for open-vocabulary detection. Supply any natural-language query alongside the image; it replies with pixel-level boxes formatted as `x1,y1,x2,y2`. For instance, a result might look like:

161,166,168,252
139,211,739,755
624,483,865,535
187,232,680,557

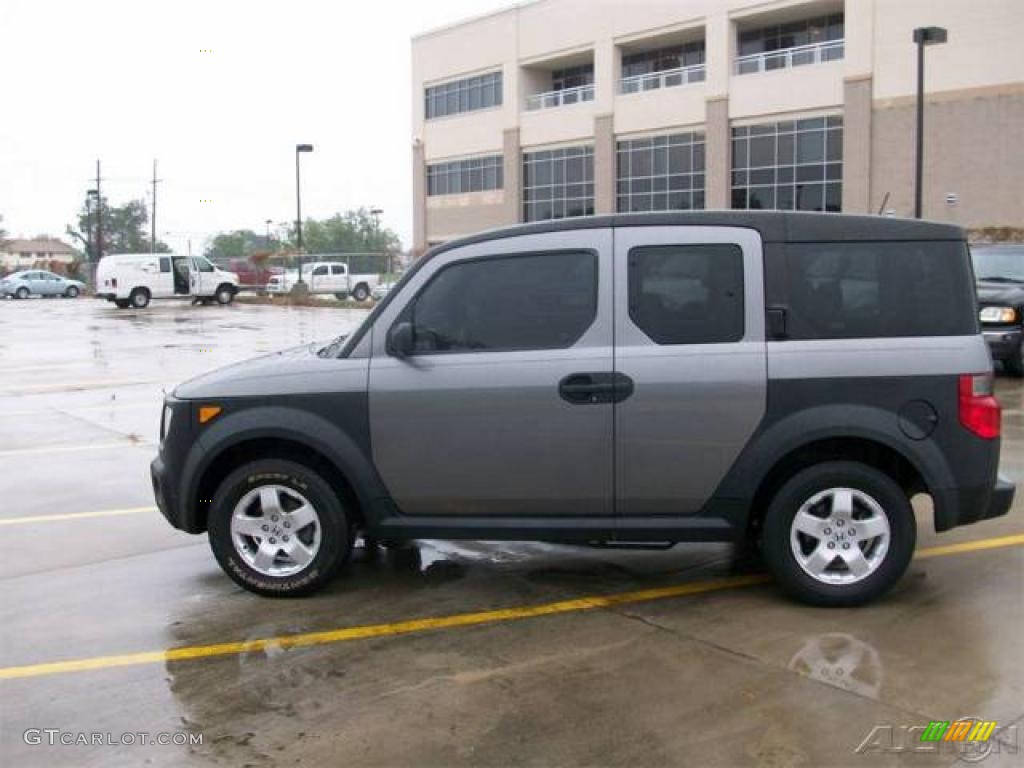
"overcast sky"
0,0,513,253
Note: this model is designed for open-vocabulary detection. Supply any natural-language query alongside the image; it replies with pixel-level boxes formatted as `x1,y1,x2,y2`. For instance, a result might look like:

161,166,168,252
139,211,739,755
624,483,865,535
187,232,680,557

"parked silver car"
0,270,85,299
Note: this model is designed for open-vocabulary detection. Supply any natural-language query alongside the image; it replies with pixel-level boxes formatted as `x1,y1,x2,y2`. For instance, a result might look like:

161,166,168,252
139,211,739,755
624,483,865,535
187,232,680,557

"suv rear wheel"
208,459,351,596
762,461,915,607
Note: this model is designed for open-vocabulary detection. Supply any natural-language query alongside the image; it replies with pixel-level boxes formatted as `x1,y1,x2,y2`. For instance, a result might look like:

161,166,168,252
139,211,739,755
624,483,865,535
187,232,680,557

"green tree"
204,229,268,260
289,208,401,255
66,197,169,259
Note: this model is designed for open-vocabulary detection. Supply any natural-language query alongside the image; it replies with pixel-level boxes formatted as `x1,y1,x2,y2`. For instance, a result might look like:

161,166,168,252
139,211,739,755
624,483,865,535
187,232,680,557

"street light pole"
295,143,313,283
370,207,385,275
912,26,948,219
265,218,273,250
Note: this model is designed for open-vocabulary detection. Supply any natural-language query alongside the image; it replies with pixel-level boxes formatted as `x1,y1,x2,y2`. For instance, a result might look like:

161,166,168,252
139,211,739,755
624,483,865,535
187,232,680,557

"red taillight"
959,374,1001,439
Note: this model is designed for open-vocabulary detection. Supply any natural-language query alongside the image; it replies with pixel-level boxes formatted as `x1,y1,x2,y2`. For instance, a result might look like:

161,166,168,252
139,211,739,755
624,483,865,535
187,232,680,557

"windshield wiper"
978,276,1024,284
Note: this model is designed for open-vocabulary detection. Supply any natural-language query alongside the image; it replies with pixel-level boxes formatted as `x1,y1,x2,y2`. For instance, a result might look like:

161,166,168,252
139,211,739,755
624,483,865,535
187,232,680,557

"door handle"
559,372,634,405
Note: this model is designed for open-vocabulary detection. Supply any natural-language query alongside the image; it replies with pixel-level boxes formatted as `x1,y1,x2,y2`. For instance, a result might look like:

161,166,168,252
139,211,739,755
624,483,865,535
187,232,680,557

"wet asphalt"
0,296,1021,767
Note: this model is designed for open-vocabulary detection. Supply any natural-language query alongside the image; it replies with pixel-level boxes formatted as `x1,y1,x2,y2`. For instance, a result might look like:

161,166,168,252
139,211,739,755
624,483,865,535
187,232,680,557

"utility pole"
150,159,161,253
95,160,103,260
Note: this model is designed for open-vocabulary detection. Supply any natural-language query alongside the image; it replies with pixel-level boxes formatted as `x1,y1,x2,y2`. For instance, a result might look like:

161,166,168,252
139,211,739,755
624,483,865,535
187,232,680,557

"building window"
622,42,705,79
427,155,503,196
621,42,706,93
523,146,594,222
617,132,705,213
737,14,844,74
731,116,842,212
425,71,503,120
551,64,594,92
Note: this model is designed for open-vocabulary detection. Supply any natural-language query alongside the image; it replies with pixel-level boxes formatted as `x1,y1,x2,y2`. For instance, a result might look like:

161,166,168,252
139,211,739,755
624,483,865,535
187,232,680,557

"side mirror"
388,322,415,359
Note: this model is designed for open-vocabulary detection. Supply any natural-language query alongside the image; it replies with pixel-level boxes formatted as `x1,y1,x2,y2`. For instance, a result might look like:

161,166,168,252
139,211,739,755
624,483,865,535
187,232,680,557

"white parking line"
3,402,156,418
0,379,155,395
0,440,153,457
0,506,156,526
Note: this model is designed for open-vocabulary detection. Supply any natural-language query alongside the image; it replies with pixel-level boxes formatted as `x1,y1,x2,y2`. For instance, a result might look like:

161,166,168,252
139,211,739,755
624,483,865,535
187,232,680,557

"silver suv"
151,212,1014,605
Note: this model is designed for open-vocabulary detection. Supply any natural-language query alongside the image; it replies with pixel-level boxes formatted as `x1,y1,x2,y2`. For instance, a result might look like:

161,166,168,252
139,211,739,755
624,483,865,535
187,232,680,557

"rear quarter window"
766,240,978,339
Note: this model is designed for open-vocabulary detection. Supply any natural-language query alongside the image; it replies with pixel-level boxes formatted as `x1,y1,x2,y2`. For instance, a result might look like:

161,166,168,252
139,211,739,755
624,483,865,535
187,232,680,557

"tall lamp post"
295,143,314,283
265,218,273,250
912,26,948,219
370,207,385,275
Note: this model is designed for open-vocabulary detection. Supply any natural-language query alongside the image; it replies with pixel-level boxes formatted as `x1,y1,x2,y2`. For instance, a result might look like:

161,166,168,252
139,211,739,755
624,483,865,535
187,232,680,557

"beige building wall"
412,0,1024,249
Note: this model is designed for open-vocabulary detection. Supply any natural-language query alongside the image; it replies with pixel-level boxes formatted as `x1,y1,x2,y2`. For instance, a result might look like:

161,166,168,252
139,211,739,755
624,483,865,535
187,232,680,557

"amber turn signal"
198,405,222,424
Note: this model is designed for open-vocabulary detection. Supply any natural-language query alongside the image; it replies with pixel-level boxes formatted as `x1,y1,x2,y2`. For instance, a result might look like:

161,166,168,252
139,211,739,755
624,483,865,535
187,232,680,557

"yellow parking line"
1,530,1022,682
0,506,156,527
914,532,1024,559
0,573,770,681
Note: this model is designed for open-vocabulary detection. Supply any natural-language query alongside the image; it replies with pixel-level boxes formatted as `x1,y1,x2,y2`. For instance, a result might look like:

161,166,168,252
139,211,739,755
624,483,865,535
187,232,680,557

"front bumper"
982,327,1022,361
150,454,179,528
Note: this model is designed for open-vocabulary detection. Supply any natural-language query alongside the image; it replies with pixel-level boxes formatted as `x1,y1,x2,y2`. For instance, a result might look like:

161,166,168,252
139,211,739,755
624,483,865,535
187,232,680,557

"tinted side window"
406,251,597,354
312,265,329,276
159,257,171,273
331,264,346,275
767,241,978,339
628,244,745,344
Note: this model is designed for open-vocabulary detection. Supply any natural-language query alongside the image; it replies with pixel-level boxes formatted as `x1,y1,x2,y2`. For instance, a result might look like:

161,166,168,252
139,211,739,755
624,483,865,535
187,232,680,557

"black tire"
65,285,80,298
15,286,29,300
761,461,915,607
215,284,235,305
352,284,369,302
208,459,351,597
114,299,131,309
129,288,150,309
1004,345,1024,377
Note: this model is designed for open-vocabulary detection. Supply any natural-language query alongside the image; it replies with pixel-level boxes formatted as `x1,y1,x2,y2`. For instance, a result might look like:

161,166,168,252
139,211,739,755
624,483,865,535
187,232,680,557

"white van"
95,254,239,309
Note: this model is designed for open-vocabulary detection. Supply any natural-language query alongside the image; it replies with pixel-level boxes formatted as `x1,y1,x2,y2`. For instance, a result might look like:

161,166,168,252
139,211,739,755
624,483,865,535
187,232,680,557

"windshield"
972,246,1024,282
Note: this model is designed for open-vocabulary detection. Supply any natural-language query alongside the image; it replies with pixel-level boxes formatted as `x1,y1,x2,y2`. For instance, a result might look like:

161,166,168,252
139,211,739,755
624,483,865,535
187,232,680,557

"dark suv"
151,212,1014,606
973,244,1024,376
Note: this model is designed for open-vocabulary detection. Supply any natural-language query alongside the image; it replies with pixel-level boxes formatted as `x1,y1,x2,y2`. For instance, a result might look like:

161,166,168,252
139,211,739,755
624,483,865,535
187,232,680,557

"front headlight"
980,306,1017,324
161,404,173,441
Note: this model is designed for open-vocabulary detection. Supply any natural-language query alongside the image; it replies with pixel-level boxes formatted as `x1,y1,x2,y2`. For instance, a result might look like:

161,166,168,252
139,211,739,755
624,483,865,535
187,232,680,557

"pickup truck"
265,261,379,301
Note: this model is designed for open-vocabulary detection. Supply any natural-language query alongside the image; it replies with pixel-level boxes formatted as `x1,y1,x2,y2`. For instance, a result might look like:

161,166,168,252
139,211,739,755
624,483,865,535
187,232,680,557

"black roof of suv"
428,211,965,260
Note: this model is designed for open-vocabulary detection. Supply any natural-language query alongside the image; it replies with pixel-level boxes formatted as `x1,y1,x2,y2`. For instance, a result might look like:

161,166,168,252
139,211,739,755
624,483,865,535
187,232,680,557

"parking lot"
0,296,1022,767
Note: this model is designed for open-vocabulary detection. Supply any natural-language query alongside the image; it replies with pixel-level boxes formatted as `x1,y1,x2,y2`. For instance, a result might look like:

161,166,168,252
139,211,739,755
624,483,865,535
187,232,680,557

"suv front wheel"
762,461,915,607
208,459,351,596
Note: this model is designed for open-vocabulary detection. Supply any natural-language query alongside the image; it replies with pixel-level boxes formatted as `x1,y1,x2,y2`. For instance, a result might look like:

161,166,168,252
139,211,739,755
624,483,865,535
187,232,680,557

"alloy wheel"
230,484,322,577
789,487,891,585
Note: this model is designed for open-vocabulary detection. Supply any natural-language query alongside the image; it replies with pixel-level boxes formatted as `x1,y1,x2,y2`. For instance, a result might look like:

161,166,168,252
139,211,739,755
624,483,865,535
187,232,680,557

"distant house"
0,238,78,271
